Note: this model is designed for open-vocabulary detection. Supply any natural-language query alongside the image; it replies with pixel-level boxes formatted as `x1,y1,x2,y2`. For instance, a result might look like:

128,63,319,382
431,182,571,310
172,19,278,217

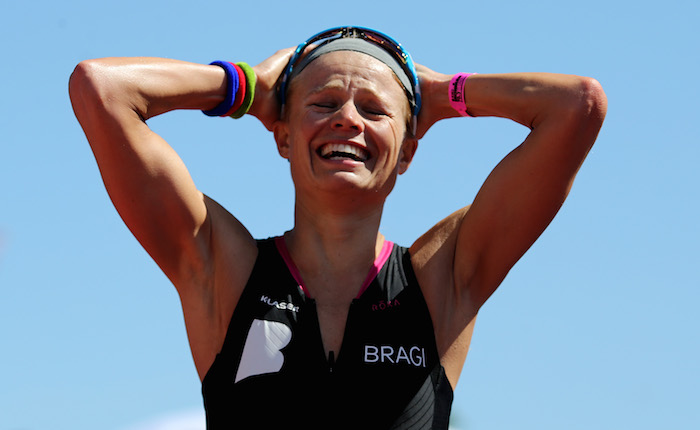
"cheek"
382,120,407,160
285,112,318,147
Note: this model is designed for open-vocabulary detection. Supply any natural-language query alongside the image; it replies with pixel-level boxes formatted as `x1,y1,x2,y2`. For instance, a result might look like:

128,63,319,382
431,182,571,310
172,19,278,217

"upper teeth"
320,143,368,161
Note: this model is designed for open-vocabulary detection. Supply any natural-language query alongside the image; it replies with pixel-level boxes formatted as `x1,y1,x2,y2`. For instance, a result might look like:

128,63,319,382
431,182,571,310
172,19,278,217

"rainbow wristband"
230,62,256,119
449,73,477,117
224,63,246,117
203,61,240,117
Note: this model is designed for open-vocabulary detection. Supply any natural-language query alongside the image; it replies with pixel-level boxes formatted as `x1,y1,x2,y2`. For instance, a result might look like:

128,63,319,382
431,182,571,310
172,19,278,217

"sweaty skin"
69,47,607,393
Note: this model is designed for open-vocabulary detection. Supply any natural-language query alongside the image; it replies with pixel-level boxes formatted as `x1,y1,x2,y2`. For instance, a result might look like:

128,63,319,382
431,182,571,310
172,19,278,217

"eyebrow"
308,79,384,99
310,80,353,94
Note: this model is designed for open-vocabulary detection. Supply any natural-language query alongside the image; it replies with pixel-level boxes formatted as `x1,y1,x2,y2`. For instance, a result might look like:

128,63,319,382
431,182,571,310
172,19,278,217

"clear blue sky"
2,0,698,429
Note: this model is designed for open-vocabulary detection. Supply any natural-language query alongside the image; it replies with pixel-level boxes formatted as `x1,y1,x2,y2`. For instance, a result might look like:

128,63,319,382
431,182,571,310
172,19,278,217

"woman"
69,26,606,429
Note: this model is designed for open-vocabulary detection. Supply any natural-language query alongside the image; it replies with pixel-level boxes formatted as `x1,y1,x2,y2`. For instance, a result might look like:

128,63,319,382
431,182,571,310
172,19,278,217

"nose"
332,102,364,132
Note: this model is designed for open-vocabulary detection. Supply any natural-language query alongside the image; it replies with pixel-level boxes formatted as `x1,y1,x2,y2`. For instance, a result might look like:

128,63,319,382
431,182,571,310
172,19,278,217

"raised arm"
69,57,241,286
412,68,607,325
69,52,295,378
69,57,262,377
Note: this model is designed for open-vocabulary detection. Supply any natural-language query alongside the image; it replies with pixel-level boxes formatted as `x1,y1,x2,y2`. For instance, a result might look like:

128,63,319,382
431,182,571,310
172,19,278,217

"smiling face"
274,50,417,207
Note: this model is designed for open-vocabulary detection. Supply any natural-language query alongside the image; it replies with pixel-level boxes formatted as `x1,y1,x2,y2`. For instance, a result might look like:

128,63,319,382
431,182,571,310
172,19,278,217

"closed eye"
362,105,391,118
310,102,337,110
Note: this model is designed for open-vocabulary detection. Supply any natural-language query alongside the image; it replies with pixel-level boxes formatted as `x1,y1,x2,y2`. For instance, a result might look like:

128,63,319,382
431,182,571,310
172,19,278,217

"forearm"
69,57,226,122
462,73,605,128
419,70,606,136
438,73,605,306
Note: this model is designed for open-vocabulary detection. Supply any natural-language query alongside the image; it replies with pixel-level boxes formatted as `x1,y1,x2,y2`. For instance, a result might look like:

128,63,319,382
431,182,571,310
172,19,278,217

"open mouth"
319,143,370,162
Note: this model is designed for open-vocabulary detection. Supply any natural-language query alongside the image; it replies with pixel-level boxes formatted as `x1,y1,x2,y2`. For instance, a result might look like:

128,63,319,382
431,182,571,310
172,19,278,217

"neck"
283,196,386,293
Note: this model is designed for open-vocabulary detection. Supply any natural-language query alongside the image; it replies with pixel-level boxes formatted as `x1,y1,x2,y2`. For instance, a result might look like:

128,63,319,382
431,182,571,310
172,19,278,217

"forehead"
290,51,406,98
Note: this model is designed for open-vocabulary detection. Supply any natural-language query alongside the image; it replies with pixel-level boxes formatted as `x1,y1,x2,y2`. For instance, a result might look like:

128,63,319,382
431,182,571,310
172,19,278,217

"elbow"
69,60,98,101
69,59,130,113
69,59,104,119
566,77,608,158
69,59,140,131
531,75,607,135
574,76,608,129
69,59,136,151
69,60,91,95
547,76,607,147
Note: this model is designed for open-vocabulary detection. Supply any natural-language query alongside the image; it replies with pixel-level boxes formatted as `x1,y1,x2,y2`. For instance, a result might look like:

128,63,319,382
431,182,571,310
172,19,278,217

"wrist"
202,61,240,117
201,61,256,119
449,73,478,117
423,72,462,120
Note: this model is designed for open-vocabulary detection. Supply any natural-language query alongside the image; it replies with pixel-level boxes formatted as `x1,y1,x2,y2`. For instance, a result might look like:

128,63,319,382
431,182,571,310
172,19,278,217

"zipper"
328,350,335,373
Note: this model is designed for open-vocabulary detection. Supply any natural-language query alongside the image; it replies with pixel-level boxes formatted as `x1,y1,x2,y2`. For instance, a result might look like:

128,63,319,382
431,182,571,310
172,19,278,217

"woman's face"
274,50,417,203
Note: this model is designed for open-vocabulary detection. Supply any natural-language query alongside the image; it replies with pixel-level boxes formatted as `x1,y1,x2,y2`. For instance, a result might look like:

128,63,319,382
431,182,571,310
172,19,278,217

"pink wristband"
449,73,477,117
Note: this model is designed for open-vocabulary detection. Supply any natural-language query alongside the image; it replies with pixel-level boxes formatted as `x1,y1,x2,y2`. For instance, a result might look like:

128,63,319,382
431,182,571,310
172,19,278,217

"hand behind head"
249,47,295,131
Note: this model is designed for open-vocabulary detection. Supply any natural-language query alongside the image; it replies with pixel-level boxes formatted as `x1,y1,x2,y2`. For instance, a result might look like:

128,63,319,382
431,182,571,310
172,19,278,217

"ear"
398,137,418,175
272,120,290,160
